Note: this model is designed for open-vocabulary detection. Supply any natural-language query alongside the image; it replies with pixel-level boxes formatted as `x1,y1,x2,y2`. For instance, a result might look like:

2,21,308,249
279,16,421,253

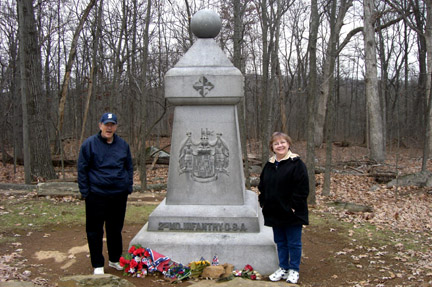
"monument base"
130,225,278,276
146,190,260,232
130,192,278,275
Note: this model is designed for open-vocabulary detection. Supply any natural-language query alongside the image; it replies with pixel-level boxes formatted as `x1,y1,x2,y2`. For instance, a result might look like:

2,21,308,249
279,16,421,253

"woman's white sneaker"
287,269,299,284
269,267,288,281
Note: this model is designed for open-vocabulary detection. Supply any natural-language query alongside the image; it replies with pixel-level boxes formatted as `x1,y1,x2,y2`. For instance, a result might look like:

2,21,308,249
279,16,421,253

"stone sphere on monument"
190,9,222,38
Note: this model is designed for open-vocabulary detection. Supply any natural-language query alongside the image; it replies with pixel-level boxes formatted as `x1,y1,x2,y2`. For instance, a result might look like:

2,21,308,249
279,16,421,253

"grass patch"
311,210,395,246
125,204,156,224
0,196,156,235
0,198,85,232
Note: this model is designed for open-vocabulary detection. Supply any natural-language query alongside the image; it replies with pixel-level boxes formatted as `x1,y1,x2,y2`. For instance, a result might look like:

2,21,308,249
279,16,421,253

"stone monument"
130,9,278,275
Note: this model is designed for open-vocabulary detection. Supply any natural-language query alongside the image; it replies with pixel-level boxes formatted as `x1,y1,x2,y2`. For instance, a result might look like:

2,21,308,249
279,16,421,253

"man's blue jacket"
78,132,133,198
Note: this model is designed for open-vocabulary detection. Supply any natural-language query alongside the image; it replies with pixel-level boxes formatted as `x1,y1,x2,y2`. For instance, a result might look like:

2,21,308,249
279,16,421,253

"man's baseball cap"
100,113,118,124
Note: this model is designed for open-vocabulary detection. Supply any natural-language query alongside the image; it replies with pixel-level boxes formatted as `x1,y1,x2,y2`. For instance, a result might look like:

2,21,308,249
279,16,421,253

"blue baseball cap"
100,113,117,124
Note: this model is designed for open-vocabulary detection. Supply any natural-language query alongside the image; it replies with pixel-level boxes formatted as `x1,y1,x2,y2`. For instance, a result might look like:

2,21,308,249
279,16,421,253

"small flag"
212,255,219,266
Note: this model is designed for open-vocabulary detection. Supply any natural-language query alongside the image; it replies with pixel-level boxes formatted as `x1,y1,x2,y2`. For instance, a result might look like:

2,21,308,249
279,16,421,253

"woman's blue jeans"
272,225,303,272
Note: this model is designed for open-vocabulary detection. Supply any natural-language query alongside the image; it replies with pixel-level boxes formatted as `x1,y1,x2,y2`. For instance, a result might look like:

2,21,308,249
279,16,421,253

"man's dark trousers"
85,192,128,268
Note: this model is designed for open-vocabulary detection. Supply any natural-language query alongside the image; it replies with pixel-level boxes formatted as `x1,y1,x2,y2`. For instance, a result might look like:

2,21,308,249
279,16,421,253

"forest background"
1,0,432,204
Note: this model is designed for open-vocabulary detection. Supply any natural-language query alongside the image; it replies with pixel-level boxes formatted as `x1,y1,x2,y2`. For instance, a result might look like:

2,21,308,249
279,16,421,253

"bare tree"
363,0,386,162
17,0,56,182
54,0,95,179
108,0,128,110
314,0,353,146
256,0,291,165
422,0,432,171
139,0,152,191
385,0,430,150
306,0,319,205
279,1,309,139
1,1,22,171
230,0,251,188
257,0,271,165
80,0,104,148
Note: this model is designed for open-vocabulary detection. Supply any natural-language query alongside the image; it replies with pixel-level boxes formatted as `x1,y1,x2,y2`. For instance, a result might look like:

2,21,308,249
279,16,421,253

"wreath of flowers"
119,244,190,281
119,245,148,277
119,245,261,282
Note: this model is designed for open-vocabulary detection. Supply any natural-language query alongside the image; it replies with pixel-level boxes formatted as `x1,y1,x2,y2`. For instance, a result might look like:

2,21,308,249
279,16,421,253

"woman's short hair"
269,132,292,152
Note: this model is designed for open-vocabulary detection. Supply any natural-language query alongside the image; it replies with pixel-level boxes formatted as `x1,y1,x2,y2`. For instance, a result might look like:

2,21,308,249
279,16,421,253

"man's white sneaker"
94,267,104,275
287,269,299,284
109,261,123,271
269,267,288,281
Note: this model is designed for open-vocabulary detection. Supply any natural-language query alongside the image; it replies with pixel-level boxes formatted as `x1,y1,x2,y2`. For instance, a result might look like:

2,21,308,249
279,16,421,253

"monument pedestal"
131,191,278,275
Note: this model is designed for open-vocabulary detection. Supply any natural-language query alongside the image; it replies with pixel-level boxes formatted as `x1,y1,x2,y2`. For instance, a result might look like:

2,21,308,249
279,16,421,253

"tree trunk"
259,0,271,166
110,0,127,111
270,0,282,135
306,0,319,205
184,0,194,47
17,0,56,181
314,0,353,146
422,1,432,171
80,0,103,148
377,19,388,151
259,0,290,164
233,0,251,189
139,0,152,191
426,0,432,158
57,0,96,139
322,57,338,197
363,0,385,162
126,0,138,149
9,24,23,172
17,0,31,184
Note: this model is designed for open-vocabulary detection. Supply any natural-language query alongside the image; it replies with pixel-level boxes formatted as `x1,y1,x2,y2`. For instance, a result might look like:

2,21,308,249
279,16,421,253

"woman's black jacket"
258,151,309,227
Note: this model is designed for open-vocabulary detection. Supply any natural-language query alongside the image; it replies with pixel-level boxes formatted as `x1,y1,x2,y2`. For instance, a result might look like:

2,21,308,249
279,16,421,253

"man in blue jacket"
78,112,133,275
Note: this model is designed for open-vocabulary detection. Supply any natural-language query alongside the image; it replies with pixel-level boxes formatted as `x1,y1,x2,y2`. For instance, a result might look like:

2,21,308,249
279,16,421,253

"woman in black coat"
258,132,309,284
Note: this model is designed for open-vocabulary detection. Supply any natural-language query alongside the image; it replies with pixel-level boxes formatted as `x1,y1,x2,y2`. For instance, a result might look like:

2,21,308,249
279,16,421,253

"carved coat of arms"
179,129,229,182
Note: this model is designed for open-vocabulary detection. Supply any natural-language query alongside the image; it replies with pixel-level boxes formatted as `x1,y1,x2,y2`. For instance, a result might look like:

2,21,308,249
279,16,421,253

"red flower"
119,257,129,267
250,274,257,280
244,264,254,272
134,247,145,256
130,259,138,269
128,246,136,254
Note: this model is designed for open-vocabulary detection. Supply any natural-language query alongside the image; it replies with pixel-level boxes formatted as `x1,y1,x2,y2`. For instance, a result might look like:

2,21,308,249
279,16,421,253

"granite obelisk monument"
131,9,278,275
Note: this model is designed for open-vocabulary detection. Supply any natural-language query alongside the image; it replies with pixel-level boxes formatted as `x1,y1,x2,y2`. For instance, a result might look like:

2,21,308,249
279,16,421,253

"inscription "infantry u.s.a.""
158,222,247,232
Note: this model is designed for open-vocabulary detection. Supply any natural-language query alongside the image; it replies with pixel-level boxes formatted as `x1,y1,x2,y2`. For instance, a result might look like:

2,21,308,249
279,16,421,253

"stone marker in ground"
189,277,291,287
36,182,79,197
57,274,135,287
0,282,39,287
130,9,278,275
